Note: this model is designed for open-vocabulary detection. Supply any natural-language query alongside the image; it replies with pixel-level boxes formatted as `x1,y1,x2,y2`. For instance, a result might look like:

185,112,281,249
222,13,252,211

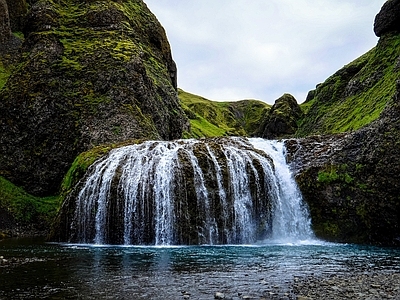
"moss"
60,139,145,195
60,144,114,194
0,176,60,224
12,31,24,39
0,61,11,90
317,164,354,185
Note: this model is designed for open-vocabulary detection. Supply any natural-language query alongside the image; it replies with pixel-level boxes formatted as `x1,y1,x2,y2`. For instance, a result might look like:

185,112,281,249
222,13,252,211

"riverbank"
293,272,400,300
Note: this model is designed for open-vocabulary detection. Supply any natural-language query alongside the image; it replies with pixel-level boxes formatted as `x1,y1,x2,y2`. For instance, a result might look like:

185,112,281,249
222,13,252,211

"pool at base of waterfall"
1,237,400,299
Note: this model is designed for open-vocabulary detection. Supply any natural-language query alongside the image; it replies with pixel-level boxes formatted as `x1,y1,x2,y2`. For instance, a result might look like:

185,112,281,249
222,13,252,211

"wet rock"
5,0,27,32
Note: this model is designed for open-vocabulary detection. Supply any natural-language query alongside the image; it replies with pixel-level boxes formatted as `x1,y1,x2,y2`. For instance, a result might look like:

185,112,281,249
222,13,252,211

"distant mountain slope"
178,89,270,138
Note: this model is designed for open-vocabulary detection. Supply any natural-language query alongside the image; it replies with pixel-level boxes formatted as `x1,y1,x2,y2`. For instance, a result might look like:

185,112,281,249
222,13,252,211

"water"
60,137,313,246
249,138,314,242
1,238,400,300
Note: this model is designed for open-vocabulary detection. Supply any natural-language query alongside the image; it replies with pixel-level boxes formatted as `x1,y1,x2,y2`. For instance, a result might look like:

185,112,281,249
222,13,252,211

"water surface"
1,238,399,299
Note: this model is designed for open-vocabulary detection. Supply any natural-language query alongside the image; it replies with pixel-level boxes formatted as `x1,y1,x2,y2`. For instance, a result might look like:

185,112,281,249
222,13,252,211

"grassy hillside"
0,176,60,231
179,89,270,138
297,32,400,136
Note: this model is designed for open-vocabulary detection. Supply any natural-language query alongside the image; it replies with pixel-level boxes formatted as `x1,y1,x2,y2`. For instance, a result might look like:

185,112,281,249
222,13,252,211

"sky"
144,0,386,104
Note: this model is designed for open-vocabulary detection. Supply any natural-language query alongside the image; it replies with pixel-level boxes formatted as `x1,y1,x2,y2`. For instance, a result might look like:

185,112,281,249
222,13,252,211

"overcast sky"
144,0,385,104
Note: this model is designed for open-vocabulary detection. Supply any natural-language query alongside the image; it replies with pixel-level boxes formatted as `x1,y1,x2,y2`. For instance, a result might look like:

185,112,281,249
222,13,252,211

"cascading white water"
68,137,313,245
249,138,314,242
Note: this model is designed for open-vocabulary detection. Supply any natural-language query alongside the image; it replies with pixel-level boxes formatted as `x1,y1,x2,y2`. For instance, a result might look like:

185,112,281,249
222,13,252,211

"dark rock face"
257,93,302,139
0,0,11,43
286,81,400,246
0,0,189,196
5,0,27,32
374,0,400,37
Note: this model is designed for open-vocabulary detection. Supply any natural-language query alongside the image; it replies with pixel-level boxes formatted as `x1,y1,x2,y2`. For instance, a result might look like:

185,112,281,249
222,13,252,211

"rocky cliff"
284,2,400,245
0,0,189,196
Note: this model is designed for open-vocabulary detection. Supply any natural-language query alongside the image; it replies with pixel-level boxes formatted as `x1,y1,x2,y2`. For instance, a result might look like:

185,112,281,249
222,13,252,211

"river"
1,237,399,299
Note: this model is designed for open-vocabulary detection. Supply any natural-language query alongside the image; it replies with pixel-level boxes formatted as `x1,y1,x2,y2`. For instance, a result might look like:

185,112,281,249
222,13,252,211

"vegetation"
0,176,60,225
0,61,10,90
60,139,143,195
297,32,400,136
179,89,270,138
317,164,354,185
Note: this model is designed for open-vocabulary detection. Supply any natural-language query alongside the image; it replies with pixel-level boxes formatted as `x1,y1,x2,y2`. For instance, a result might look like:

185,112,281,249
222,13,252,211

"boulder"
374,0,400,37
257,93,302,139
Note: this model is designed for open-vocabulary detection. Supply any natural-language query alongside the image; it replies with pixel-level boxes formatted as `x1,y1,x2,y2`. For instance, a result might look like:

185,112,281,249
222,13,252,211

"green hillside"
179,89,270,138
297,32,400,136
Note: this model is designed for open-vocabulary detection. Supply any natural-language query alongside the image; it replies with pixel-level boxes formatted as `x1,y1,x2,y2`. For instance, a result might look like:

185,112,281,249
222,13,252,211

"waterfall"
66,137,313,245
249,138,314,242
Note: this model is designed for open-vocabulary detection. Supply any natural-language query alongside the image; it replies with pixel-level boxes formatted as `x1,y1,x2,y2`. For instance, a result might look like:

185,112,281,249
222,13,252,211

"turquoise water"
1,238,399,299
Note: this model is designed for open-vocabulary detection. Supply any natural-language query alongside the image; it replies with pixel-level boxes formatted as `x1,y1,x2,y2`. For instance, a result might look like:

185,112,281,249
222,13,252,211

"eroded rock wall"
0,0,189,196
286,80,400,246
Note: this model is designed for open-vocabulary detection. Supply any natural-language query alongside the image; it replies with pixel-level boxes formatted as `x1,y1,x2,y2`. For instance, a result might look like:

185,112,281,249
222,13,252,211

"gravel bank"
293,272,400,300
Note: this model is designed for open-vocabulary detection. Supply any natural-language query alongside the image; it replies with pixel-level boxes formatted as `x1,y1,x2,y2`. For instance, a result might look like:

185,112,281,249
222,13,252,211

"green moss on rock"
0,0,189,196
257,93,302,139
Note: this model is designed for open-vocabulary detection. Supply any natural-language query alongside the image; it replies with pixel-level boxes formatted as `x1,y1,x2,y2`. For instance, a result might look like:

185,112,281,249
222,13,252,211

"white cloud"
144,0,385,104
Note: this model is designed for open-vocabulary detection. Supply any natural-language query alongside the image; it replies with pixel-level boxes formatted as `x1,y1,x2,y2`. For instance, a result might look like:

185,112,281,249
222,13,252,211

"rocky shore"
293,272,400,300
209,272,400,300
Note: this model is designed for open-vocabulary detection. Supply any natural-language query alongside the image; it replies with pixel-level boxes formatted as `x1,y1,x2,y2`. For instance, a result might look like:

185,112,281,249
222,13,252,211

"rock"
287,8,400,245
257,93,302,139
0,0,11,43
0,0,189,196
5,0,27,32
374,0,400,37
214,292,225,299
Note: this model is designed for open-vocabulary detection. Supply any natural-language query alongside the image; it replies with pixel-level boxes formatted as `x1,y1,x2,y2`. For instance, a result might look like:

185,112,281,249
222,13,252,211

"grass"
0,176,60,225
298,33,400,136
179,89,270,138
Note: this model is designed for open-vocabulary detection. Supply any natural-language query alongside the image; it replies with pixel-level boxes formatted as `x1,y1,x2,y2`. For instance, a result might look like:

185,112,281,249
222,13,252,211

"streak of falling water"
249,138,314,242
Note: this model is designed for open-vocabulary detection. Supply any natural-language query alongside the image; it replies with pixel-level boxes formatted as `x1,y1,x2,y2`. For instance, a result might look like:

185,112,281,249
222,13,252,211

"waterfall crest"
65,137,313,245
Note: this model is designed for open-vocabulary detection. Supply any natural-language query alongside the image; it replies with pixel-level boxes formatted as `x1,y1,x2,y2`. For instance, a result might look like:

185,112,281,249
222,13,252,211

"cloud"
144,0,385,104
